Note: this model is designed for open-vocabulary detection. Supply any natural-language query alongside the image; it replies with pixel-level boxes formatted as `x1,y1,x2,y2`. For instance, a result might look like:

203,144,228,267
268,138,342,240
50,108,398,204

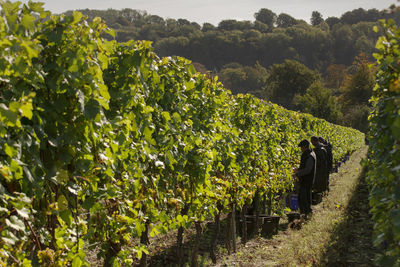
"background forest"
65,6,400,132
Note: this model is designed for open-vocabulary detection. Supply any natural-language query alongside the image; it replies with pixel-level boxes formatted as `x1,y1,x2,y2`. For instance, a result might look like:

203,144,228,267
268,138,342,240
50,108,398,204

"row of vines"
367,18,400,266
0,1,364,266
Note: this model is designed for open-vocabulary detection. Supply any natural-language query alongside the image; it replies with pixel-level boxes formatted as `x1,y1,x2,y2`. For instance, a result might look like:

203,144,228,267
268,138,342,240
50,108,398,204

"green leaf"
58,195,69,211
144,106,154,113
72,11,83,24
99,84,110,100
143,126,155,145
161,111,171,122
56,169,69,183
83,196,95,210
20,14,36,31
136,249,142,260
20,103,33,119
28,1,45,12
188,64,196,76
391,210,400,228
84,99,100,119
4,143,14,158
23,166,34,183
390,116,400,140
172,112,181,122
72,256,83,267
0,104,18,126
59,210,73,226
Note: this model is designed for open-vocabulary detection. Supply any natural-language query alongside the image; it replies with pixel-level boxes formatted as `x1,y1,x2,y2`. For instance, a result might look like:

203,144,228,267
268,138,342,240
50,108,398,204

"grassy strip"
213,146,374,267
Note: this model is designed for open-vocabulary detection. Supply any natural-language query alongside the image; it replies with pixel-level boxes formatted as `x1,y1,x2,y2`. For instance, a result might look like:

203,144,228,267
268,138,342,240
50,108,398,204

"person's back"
320,138,333,173
319,137,333,192
294,139,316,217
311,137,328,192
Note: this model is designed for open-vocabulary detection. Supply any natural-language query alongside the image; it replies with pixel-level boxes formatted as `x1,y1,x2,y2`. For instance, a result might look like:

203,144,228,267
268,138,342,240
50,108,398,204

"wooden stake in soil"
177,225,185,267
241,204,248,244
139,223,149,267
225,211,232,253
254,191,260,234
231,203,237,253
177,206,189,266
210,205,222,264
262,193,267,214
190,221,203,267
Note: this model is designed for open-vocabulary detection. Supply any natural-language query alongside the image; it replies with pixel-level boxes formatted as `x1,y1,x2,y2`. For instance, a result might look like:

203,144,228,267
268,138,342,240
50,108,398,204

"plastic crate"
286,194,298,210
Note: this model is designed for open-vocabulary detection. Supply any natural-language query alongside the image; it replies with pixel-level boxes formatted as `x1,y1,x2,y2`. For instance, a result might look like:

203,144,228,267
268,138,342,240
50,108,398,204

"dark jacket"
323,143,333,172
296,148,316,186
312,144,328,192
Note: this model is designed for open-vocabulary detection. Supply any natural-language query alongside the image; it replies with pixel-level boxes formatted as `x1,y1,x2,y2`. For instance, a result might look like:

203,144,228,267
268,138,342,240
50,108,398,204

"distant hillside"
65,7,399,72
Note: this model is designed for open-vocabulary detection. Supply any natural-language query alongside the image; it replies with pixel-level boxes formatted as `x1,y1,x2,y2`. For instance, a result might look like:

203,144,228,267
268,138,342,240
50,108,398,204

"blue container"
290,194,298,210
286,194,298,210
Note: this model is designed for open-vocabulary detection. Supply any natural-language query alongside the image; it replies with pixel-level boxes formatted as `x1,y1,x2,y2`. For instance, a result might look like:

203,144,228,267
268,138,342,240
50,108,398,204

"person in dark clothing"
293,139,316,218
319,137,333,192
311,136,328,193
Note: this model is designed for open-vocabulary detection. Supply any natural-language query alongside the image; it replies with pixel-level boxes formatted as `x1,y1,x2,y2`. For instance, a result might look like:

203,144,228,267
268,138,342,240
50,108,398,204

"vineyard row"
0,2,364,266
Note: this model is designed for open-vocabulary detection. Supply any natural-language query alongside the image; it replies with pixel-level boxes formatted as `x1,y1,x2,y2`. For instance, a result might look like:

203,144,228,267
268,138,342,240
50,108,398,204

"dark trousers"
326,173,330,192
298,182,312,215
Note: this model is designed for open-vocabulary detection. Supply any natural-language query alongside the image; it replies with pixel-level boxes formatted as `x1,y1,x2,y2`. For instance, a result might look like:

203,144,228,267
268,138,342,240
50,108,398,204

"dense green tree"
156,36,190,57
244,63,268,89
265,59,320,108
254,20,269,33
325,16,340,28
218,62,268,94
218,20,252,31
276,13,297,28
284,23,333,70
202,22,216,32
311,11,324,26
340,54,374,106
219,67,247,93
148,14,164,25
331,24,356,65
325,64,347,89
341,104,370,132
341,8,381,24
338,54,375,132
177,18,191,26
254,8,277,29
294,81,342,123
258,31,296,67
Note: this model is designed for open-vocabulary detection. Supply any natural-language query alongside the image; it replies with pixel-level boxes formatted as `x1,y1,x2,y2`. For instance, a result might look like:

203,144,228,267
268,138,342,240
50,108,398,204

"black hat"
298,139,310,148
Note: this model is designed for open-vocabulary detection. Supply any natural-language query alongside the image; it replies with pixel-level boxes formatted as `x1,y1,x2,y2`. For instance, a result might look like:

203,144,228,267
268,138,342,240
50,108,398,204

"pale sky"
17,0,396,25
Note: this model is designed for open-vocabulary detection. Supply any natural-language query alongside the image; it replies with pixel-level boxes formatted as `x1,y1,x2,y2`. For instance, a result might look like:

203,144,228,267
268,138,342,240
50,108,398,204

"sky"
16,0,397,25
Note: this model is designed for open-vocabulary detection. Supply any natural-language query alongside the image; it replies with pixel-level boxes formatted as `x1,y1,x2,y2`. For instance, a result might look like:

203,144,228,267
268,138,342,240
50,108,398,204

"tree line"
66,7,397,132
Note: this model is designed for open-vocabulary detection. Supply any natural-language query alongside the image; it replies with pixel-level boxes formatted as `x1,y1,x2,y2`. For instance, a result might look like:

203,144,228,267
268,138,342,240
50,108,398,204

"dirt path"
211,146,379,267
